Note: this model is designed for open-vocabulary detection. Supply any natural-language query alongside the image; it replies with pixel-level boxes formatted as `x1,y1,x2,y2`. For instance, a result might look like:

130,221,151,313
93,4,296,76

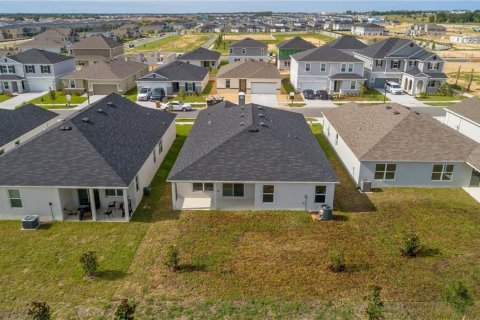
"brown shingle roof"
73,34,122,50
216,60,281,79
62,59,147,80
446,97,480,125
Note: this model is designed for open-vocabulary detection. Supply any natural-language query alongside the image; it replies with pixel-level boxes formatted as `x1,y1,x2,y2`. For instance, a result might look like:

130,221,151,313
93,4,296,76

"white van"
385,81,403,95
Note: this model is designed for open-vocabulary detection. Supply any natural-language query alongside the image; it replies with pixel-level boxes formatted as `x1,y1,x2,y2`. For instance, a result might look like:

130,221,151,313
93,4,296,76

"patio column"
88,188,97,221
123,191,129,222
212,183,218,210
171,183,177,210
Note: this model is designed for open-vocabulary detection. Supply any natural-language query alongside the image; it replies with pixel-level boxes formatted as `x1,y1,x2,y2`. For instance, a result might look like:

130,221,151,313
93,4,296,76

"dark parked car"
315,90,330,100
150,88,165,101
302,89,316,100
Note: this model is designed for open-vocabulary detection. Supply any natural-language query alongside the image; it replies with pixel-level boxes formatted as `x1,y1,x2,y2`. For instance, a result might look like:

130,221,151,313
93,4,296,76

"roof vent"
97,108,104,113
59,126,72,131
410,42,414,47
106,102,113,107
240,121,245,126
257,106,263,110
385,106,392,109
259,113,264,118
208,120,212,125
393,111,400,115
260,122,267,127
82,117,90,123
240,113,245,117
249,128,259,133
415,111,420,115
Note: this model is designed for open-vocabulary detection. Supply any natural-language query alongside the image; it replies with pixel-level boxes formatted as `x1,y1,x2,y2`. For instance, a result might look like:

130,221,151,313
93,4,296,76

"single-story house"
216,60,282,94
177,47,221,69
168,101,338,210
322,102,480,189
61,59,149,95
444,97,480,144
0,93,176,222
136,61,209,96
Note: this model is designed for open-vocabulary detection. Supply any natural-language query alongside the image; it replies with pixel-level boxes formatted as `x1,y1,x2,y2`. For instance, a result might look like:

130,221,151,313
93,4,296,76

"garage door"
92,84,118,95
299,81,327,91
251,82,278,94
27,79,51,92
373,78,400,88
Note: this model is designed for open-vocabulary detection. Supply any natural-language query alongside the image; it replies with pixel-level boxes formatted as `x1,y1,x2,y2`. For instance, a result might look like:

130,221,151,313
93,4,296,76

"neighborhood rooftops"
229,37,267,48
177,47,221,61
355,37,442,61
326,36,367,50
72,34,122,50
8,48,74,64
276,36,316,50
62,59,148,80
446,97,480,125
291,45,362,62
137,60,208,82
168,101,338,183
322,102,479,162
216,60,282,79
0,104,57,147
0,94,176,187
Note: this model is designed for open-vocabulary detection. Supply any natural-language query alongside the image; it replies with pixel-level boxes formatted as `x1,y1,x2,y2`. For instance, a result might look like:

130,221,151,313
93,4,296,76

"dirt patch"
224,34,274,41
445,62,480,96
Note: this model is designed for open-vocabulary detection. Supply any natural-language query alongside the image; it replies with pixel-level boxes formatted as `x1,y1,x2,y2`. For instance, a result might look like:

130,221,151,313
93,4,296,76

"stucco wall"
444,111,480,144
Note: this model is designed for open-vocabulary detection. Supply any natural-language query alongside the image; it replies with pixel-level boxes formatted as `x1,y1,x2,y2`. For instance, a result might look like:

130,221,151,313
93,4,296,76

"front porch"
0,76,28,94
401,74,446,96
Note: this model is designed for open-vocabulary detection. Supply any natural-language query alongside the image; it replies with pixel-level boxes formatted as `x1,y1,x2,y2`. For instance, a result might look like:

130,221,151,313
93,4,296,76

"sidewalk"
0,91,47,110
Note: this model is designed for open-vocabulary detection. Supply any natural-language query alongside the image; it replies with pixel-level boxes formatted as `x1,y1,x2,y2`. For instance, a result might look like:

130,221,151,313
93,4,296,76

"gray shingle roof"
168,102,338,183
9,48,74,64
447,97,480,125
0,104,57,147
216,60,281,79
62,59,148,80
326,36,367,50
177,47,221,61
137,61,208,82
356,38,412,59
291,45,362,62
277,37,316,50
73,34,122,50
229,37,267,48
0,94,176,187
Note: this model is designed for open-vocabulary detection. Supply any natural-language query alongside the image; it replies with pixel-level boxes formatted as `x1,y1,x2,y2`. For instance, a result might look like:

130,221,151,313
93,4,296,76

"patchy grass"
128,34,212,53
416,94,465,101
424,101,457,107
0,94,12,103
29,91,87,105
123,86,138,102
202,80,215,95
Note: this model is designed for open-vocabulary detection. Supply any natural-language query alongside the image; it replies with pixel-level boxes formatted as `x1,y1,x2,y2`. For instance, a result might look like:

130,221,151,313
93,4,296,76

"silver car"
160,101,193,112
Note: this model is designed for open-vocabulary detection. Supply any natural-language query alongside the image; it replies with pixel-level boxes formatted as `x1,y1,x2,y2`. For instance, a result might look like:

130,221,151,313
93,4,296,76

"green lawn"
123,87,138,102
334,89,390,102
0,94,12,103
128,34,212,53
424,102,457,107
0,124,479,319
417,94,465,101
29,91,87,106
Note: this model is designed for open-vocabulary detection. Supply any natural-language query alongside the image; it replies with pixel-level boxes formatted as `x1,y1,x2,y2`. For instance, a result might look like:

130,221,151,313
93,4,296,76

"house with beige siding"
72,34,124,69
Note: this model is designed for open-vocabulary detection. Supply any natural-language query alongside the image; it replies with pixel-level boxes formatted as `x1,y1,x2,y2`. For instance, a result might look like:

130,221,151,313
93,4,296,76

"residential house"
325,36,367,55
168,101,338,210
407,24,447,37
61,59,148,95
136,60,209,96
177,47,221,69
276,36,316,70
290,45,365,94
72,34,124,69
0,104,59,155
444,97,480,144
332,21,354,31
18,28,75,54
216,60,282,94
353,37,447,95
322,103,480,189
450,35,480,44
0,94,176,221
228,37,269,63
351,23,386,36
0,48,76,93
126,51,177,70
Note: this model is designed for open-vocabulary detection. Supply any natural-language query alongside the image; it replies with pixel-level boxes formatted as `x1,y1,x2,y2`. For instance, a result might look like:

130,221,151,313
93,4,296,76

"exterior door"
11,81,18,93
470,169,480,187
77,189,100,208
172,82,180,92
239,79,247,92
333,80,340,92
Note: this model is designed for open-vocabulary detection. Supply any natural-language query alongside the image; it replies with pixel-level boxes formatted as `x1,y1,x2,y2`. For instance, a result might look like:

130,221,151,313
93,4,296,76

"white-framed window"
348,63,353,72
262,185,274,203
391,60,400,69
158,140,163,155
8,65,15,73
69,79,76,88
3,81,9,90
428,62,439,70
350,81,356,90
261,48,265,54
229,48,233,54
25,65,35,73
8,189,22,208
375,60,383,67
428,80,436,88
314,186,327,203
242,48,246,54
135,175,139,191
340,63,353,73
226,79,231,88
41,65,51,73
431,164,454,181
0,65,7,73
222,183,244,197
284,61,290,67
374,163,397,180
335,133,339,146
193,183,214,192
153,150,156,163
320,63,326,72
186,83,194,92
305,63,311,72
105,189,124,197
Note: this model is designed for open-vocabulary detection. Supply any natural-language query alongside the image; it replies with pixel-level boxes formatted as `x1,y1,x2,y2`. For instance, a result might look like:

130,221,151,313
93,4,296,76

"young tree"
455,65,462,86
365,284,384,320
328,249,346,273
115,299,137,320
80,251,98,278
467,69,474,91
400,233,421,257
27,301,50,320
442,281,474,317
164,244,179,271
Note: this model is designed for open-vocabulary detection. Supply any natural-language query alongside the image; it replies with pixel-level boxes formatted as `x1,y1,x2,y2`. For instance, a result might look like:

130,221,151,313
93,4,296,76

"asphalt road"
123,33,176,49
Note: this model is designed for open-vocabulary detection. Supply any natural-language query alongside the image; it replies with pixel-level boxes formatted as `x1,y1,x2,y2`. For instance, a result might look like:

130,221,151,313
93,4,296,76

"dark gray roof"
326,36,367,50
0,94,176,187
277,37,316,50
229,37,267,48
177,47,221,61
291,45,362,62
137,61,208,82
404,67,428,77
356,38,413,59
9,48,74,64
425,72,448,79
0,74,24,80
329,73,366,80
168,102,338,183
0,104,57,147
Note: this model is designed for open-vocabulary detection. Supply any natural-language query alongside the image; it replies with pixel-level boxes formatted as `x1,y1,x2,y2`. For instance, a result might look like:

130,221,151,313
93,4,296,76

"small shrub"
442,281,474,315
365,284,384,320
115,299,137,320
328,249,346,272
48,89,56,101
178,89,186,99
27,301,50,320
164,244,179,271
400,233,421,257
417,91,428,99
80,251,98,278
439,83,454,97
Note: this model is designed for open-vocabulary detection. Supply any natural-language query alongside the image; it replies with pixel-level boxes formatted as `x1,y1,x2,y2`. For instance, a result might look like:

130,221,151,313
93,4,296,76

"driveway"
0,91,47,110
302,98,336,108
251,94,280,107
375,89,429,107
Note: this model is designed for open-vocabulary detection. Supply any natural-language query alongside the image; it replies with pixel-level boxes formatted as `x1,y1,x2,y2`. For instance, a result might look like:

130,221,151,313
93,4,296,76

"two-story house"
18,28,76,54
72,34,124,69
0,49,76,93
353,38,447,95
351,23,386,36
276,36,316,71
290,45,365,94
228,37,268,63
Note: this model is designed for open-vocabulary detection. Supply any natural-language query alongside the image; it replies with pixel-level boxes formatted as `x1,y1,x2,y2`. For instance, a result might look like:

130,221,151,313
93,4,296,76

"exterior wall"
216,77,281,92
137,76,207,95
228,55,269,63
444,111,480,143
73,48,123,59
178,58,220,68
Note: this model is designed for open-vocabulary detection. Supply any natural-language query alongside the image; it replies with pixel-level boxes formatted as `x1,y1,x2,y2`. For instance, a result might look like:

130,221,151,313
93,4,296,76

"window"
284,61,290,67
391,60,400,69
8,189,22,208
158,140,163,154
350,81,356,90
242,48,246,54
193,183,214,192
320,63,326,72
153,150,157,163
8,65,15,73
428,80,436,88
226,79,231,88
374,163,397,180
135,175,139,191
3,82,9,90
305,63,311,72
105,189,124,197
262,185,274,203
375,60,383,67
335,133,339,146
314,186,327,203
69,79,76,88
428,62,439,70
341,63,353,73
41,65,51,73
222,183,244,197
431,164,454,181
25,65,35,73
261,48,265,54
229,48,233,54
348,63,353,72
0,65,7,73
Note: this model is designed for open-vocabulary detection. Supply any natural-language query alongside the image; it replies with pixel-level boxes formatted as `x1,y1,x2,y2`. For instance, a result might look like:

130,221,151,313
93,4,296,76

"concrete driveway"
0,91,47,110
375,89,428,107
302,98,336,108
251,94,280,107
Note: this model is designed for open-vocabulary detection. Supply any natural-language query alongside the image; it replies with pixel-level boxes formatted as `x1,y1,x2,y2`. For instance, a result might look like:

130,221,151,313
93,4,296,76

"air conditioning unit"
360,179,372,193
22,215,40,230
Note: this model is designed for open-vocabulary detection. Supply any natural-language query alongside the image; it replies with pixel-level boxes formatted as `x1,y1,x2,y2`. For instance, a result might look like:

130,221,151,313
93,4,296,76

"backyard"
127,34,212,53
0,124,479,319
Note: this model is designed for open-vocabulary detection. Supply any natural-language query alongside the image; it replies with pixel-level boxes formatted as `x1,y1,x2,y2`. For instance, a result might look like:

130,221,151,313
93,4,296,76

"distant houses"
406,24,447,37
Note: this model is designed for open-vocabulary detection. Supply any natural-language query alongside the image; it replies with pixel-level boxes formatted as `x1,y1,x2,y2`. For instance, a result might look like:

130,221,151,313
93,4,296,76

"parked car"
315,90,330,100
160,101,193,112
150,88,165,101
137,87,152,101
385,81,403,95
302,89,316,100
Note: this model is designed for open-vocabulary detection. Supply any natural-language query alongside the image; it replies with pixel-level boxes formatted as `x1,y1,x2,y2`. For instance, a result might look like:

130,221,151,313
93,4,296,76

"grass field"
0,94,12,103
0,124,479,319
334,89,390,102
416,94,465,101
128,34,212,53
28,91,87,106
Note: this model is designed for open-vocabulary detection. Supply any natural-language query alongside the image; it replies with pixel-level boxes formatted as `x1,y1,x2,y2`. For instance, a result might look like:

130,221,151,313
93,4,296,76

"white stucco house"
444,97,480,144
322,102,480,189
0,94,176,222
168,101,338,211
